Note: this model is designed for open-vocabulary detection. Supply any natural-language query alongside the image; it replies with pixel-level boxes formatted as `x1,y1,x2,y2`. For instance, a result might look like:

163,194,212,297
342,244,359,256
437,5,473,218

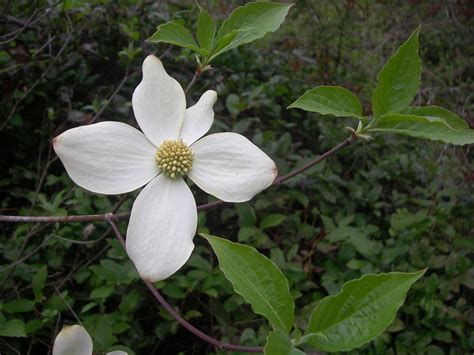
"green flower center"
155,139,193,179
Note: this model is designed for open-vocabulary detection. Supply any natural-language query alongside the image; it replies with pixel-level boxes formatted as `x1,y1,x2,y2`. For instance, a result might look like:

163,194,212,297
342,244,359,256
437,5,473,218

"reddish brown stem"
0,136,355,224
106,217,263,353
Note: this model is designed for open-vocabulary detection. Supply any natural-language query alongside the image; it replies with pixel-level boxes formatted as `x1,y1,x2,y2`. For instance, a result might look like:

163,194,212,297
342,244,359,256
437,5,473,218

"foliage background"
1,0,473,354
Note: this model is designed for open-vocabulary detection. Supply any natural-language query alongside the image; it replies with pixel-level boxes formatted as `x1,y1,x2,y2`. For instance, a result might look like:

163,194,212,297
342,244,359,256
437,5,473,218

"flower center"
155,139,193,179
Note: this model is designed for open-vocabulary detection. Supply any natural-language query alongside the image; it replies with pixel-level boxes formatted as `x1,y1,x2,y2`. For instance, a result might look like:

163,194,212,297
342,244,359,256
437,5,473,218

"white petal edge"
106,351,128,355
52,325,93,355
180,90,217,145
53,121,159,195
126,174,197,282
132,55,186,146
189,132,278,202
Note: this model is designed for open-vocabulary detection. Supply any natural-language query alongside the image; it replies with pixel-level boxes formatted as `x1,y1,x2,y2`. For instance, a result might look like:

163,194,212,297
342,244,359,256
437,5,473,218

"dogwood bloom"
53,55,277,282
52,324,127,355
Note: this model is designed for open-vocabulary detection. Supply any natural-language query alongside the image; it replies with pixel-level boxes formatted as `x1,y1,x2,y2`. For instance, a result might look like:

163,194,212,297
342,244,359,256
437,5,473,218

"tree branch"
106,217,263,353
0,135,356,223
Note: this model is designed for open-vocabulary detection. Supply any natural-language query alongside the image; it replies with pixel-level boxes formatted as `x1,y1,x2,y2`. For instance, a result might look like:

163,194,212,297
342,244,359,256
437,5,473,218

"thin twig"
106,218,263,353
0,11,73,131
0,135,356,223
89,64,132,124
185,69,200,95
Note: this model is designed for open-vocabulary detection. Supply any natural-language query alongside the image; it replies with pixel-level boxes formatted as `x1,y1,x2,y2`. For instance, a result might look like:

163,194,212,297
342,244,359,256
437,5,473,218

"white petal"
106,351,128,355
132,55,186,146
53,122,159,195
126,174,197,282
180,90,217,145
189,133,277,202
52,325,93,355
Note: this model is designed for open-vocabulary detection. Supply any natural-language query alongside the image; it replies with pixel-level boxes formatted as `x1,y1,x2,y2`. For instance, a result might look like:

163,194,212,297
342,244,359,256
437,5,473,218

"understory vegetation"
1,1,473,354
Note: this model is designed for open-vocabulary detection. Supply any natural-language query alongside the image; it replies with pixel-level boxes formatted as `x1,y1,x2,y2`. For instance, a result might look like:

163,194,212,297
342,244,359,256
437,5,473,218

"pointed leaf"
201,234,294,333
372,27,421,117
265,328,306,355
289,86,363,119
147,21,203,54
304,270,425,352
0,319,27,337
196,5,216,52
370,113,474,145
213,2,292,58
399,106,469,129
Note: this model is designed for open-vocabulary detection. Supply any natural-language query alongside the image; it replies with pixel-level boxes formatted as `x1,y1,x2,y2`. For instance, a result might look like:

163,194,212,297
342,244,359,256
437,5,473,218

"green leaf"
213,2,292,58
3,299,35,313
372,27,421,117
265,328,306,355
260,213,286,229
90,285,114,300
147,21,202,54
370,113,474,145
398,106,469,129
0,319,27,337
289,86,363,119
201,234,294,333
304,270,425,352
32,266,47,302
196,4,216,52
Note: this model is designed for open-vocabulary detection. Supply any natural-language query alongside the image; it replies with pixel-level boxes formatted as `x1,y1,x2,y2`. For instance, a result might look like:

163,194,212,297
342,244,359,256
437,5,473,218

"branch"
106,216,263,353
0,135,355,223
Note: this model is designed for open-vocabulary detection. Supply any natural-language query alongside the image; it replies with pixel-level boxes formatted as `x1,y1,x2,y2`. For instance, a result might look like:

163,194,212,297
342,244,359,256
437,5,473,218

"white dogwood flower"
53,55,277,282
52,324,127,355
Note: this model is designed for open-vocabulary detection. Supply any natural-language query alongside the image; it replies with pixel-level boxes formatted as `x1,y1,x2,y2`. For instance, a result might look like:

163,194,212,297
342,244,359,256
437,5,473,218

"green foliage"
265,328,305,355
371,113,474,145
147,21,204,55
201,234,294,333
372,27,421,117
303,271,425,352
147,1,292,66
0,1,472,353
288,86,364,119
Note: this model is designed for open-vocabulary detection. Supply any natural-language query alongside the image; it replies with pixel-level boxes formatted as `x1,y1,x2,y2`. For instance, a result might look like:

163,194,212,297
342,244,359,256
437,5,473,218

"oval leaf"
370,113,474,145
201,233,294,333
147,21,202,54
371,27,421,117
213,2,292,58
289,86,363,119
398,106,469,130
265,328,306,355
304,270,425,352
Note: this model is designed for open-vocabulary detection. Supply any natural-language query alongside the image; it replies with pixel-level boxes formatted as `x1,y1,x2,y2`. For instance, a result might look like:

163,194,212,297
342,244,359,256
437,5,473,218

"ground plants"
1,1,473,354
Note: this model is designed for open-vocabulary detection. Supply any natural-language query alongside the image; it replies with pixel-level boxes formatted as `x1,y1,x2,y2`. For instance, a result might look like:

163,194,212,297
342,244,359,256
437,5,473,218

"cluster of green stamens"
155,139,193,179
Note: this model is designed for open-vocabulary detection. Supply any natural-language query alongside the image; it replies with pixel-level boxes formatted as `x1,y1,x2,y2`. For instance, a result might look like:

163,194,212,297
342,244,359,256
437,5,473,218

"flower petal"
132,55,186,146
189,132,277,202
53,121,159,195
126,174,197,282
52,325,93,355
180,90,217,145
106,352,128,355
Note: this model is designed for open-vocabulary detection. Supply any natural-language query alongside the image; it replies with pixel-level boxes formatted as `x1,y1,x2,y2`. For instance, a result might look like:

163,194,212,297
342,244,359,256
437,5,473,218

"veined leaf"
304,270,425,352
265,328,306,355
398,106,469,130
147,21,203,54
0,319,27,337
196,4,216,52
289,86,363,119
213,2,292,58
370,113,474,145
372,27,421,117
201,234,294,333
